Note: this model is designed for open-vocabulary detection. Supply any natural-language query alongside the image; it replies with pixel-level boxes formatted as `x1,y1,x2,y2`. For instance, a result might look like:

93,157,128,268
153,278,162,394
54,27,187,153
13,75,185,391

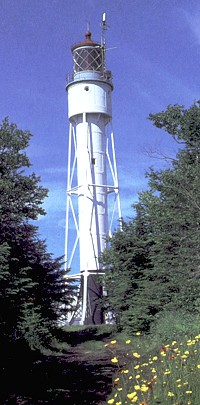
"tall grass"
104,329,200,404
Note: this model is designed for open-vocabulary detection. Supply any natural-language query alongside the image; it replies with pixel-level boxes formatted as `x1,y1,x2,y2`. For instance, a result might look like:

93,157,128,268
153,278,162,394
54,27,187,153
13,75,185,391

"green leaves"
0,118,76,350
102,101,200,333
0,117,31,173
0,119,48,242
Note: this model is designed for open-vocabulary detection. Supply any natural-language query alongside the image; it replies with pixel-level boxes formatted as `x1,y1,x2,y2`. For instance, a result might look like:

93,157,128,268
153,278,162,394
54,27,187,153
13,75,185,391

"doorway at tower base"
82,274,104,325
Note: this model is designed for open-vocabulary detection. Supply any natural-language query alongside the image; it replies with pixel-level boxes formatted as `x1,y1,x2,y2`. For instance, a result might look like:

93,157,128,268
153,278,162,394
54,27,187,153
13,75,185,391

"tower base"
83,274,104,325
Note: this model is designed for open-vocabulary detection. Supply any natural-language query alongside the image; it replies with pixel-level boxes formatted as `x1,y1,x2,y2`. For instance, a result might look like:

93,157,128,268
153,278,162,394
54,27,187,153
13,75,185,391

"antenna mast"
101,12,107,70
101,12,107,46
86,20,90,32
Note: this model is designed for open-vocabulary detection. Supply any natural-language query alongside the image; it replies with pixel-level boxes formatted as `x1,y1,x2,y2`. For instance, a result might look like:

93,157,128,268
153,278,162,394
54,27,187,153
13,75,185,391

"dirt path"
0,346,118,405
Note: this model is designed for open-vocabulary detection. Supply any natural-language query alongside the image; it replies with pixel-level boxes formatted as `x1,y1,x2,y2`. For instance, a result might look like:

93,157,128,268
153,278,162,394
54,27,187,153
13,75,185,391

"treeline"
1,101,199,351
101,102,200,333
0,118,75,355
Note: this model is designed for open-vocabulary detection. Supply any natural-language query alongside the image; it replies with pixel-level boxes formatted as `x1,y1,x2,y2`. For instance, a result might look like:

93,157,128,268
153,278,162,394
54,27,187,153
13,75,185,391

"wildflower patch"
105,332,200,404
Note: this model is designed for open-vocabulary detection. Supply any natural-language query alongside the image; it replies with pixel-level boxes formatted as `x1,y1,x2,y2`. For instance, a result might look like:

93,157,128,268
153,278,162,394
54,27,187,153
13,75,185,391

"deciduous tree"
101,102,200,332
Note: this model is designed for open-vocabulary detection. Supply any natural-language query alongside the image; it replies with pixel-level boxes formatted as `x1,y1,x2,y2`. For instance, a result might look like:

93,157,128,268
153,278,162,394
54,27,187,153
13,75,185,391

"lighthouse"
65,15,121,325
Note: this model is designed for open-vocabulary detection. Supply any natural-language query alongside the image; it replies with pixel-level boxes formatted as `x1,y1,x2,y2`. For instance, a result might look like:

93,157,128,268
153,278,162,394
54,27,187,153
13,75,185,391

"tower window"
84,86,89,91
92,158,96,165
73,46,103,73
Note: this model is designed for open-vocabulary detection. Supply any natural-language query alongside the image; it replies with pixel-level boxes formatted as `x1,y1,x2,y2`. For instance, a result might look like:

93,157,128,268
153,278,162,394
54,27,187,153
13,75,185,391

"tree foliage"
0,118,75,350
101,102,200,332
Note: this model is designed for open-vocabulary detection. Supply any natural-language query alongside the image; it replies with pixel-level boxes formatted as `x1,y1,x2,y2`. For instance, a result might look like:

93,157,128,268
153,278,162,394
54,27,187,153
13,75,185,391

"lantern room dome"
71,31,103,74
71,31,100,52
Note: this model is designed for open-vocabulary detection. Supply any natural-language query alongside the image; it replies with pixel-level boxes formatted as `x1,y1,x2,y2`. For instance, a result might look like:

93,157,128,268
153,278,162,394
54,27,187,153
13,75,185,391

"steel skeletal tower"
65,15,121,325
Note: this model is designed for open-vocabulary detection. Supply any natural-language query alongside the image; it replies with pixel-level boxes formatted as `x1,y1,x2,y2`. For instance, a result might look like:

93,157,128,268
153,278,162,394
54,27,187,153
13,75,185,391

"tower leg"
83,274,103,324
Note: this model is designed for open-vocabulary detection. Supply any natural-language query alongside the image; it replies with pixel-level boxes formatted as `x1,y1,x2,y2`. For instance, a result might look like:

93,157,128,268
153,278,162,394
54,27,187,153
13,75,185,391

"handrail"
66,70,113,86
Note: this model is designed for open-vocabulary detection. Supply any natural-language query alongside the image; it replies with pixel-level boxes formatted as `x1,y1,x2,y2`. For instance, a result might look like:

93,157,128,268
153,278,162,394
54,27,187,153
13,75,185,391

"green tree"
147,102,200,313
101,102,200,332
0,118,75,349
101,201,154,331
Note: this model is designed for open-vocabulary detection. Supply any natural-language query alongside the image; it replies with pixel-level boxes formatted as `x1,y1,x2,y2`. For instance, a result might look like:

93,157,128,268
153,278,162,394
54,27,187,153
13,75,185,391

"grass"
76,339,105,351
104,332,200,405
39,323,117,355
34,312,200,403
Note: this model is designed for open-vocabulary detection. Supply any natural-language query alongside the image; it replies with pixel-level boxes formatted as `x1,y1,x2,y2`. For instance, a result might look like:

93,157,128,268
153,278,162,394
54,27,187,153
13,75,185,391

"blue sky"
1,0,200,261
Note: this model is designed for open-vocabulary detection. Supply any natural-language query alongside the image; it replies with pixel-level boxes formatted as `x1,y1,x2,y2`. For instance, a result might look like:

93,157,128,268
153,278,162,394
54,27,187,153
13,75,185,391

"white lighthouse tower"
65,15,121,325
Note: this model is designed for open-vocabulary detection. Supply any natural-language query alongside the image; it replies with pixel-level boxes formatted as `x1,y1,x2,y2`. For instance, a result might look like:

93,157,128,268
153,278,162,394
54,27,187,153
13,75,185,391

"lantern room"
71,31,104,74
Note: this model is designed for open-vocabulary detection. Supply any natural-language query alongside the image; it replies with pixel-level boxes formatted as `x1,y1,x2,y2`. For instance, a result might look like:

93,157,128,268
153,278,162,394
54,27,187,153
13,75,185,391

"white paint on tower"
65,16,121,324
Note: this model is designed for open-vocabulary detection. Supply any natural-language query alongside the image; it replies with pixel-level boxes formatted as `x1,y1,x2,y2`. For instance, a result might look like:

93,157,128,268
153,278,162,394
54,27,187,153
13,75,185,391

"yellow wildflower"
160,351,166,357
127,392,137,399
187,340,196,345
131,397,138,403
134,385,140,390
168,392,175,397
111,340,117,344
133,352,140,358
107,399,115,404
111,357,118,363
141,385,149,392
122,370,129,374
136,374,140,378
126,339,131,344
197,364,200,369
116,402,122,405
136,331,141,335
152,356,158,361
117,387,123,391
186,391,192,394
134,364,140,369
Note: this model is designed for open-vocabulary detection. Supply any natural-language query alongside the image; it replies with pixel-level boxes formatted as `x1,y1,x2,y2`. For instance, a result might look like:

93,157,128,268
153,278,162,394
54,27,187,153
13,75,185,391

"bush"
149,310,200,343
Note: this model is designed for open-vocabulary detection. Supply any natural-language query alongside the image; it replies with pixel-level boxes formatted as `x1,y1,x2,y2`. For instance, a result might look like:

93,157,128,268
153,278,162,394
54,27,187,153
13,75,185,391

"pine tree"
147,102,200,314
101,102,200,332
101,205,154,331
0,118,76,350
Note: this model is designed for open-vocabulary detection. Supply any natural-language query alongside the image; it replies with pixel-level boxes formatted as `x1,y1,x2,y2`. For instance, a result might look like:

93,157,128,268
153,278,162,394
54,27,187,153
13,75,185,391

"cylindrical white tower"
65,24,121,324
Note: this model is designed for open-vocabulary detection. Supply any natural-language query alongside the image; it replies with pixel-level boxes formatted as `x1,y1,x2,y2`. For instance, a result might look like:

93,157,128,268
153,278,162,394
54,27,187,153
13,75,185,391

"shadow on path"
0,349,117,404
